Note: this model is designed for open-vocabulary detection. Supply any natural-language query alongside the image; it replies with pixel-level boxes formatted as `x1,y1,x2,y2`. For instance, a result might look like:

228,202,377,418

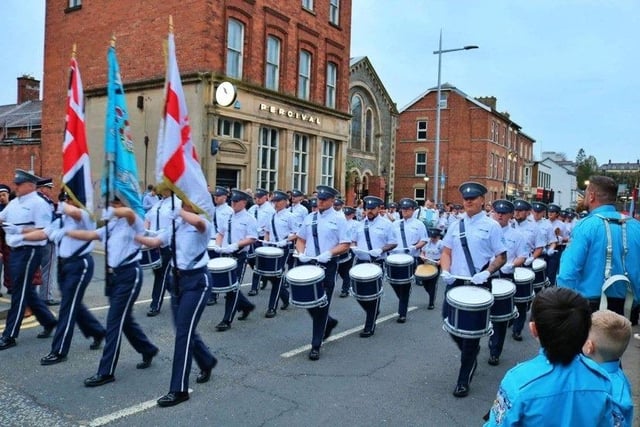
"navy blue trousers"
299,259,338,349
149,246,172,312
353,259,382,332
98,263,158,376
168,267,216,392
2,246,56,339
222,253,254,323
52,255,105,356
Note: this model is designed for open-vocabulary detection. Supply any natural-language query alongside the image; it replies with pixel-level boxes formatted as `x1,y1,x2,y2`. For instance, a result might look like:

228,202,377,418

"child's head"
583,310,632,363
529,287,591,365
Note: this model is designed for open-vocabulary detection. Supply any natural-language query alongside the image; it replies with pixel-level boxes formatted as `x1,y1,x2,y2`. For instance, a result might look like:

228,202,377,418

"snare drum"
415,264,438,280
490,279,517,322
286,265,327,308
207,239,219,258
385,253,414,284
337,250,352,264
254,246,285,276
531,258,548,289
349,263,383,301
140,247,161,270
513,267,535,303
207,257,239,293
443,286,494,339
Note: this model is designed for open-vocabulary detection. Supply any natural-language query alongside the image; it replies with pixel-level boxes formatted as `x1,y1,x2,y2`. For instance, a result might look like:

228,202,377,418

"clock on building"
215,81,237,107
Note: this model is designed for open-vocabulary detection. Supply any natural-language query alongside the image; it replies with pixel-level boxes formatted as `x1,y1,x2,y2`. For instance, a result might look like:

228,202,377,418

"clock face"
215,81,237,107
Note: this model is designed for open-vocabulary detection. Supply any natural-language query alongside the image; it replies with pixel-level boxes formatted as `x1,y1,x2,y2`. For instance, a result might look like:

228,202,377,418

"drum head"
386,253,414,265
447,286,493,307
255,246,284,257
286,265,325,283
492,279,516,297
349,263,382,280
514,267,535,283
207,257,237,271
415,264,437,278
532,258,546,271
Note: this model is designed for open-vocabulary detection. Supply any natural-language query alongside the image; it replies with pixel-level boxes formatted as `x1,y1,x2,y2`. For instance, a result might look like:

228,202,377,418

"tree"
575,149,598,189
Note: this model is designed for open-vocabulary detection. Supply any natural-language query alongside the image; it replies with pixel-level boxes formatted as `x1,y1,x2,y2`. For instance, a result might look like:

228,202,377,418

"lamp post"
433,30,478,205
423,176,430,203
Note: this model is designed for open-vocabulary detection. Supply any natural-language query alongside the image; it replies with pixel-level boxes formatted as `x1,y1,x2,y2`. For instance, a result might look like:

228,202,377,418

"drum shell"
337,251,352,264
140,247,161,270
385,254,414,284
349,263,383,301
490,279,517,322
207,239,219,259
531,258,548,289
444,286,494,338
286,266,327,308
207,258,239,293
513,267,535,303
254,247,286,276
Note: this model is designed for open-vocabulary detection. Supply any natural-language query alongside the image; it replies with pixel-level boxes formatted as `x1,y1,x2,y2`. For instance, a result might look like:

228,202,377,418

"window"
321,139,336,186
415,153,427,176
226,19,244,79
365,110,373,151
298,50,312,100
350,95,362,149
489,153,494,178
302,0,314,11
329,0,340,25
265,36,280,90
293,133,309,193
417,120,427,140
217,117,243,139
258,127,279,191
69,0,81,6
325,62,337,108
414,188,426,204
439,92,448,108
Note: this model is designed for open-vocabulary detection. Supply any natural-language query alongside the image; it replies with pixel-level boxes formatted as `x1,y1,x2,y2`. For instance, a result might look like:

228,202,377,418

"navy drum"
254,246,286,277
337,250,352,265
140,247,161,270
443,286,494,339
385,253,414,285
349,263,383,301
207,239,219,259
513,267,535,303
532,258,549,289
286,265,327,308
207,257,239,293
490,279,518,322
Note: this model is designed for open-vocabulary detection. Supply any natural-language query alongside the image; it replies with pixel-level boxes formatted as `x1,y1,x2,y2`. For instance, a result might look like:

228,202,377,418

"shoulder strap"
271,212,280,241
459,219,477,275
311,212,320,255
399,220,409,250
364,219,373,250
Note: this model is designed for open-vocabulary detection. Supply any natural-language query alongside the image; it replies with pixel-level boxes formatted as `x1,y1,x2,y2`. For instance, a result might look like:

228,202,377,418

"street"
0,254,638,426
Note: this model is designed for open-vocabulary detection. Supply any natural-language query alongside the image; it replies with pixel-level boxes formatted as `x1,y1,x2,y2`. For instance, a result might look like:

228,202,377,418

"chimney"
475,96,497,110
17,75,40,104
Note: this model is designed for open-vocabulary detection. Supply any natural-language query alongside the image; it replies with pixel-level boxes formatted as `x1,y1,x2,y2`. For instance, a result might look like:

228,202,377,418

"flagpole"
167,16,180,293
104,33,117,293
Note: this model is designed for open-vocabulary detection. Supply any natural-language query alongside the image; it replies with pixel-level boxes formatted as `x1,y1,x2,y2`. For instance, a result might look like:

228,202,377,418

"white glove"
168,207,181,221
145,229,160,237
471,270,491,285
219,245,234,254
212,245,223,253
227,243,239,253
368,248,383,258
546,247,556,256
276,239,289,248
56,202,66,215
441,270,456,285
408,245,417,252
3,224,23,235
500,263,514,275
101,207,115,221
317,251,332,263
48,228,65,243
524,256,534,266
297,253,312,263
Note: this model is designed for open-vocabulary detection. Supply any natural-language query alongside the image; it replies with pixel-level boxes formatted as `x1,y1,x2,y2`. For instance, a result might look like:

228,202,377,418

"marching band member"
530,202,557,289
247,188,275,296
136,201,218,407
391,198,426,322
67,197,159,387
419,227,444,310
546,203,567,287
351,196,397,337
35,177,59,306
295,185,350,360
338,206,358,298
213,189,257,331
439,182,506,398
262,190,297,318
206,186,233,306
289,189,309,227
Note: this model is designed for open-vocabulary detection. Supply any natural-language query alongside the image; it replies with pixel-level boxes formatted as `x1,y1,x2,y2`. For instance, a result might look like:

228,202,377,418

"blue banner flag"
101,44,144,218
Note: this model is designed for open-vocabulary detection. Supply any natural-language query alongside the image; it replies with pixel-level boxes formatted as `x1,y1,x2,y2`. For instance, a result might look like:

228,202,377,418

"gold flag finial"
169,15,174,34
110,33,116,47
72,43,77,58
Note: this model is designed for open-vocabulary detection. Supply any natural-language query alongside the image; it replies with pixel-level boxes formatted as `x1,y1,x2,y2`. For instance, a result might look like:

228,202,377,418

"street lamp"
423,176,430,202
433,30,478,204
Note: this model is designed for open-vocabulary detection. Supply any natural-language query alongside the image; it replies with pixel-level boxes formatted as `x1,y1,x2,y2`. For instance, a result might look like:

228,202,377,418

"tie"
227,216,232,244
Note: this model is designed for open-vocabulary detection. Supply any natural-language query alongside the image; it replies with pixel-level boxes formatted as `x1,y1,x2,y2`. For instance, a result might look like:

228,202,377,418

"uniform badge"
490,387,512,424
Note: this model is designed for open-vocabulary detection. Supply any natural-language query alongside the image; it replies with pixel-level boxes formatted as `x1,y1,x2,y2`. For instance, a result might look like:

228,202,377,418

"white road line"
85,389,191,426
280,306,419,358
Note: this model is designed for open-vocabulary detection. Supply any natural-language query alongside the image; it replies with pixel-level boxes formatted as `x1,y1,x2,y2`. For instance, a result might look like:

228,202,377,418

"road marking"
280,306,419,358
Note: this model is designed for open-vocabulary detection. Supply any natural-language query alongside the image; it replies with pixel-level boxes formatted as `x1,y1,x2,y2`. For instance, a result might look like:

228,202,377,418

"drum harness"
596,214,635,315
459,220,491,290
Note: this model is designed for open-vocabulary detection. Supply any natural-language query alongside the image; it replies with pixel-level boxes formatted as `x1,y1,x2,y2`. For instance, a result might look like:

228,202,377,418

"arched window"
365,109,373,152
350,95,362,150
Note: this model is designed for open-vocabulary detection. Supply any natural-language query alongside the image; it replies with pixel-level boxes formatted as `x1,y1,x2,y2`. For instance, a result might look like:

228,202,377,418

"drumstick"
292,253,319,261
452,275,472,281
423,257,439,264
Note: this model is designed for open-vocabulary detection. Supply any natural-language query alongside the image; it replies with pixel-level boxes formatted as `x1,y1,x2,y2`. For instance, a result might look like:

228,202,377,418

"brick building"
41,0,352,202
395,84,536,205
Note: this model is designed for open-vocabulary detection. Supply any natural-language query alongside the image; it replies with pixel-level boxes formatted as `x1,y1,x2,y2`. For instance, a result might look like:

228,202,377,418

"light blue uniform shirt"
557,205,640,300
248,202,275,237
45,211,96,258
514,218,545,256
217,209,258,253
212,202,233,237
297,207,350,256
265,208,299,242
0,191,51,247
485,351,613,426
353,215,397,260
145,196,182,247
96,216,145,267
158,216,211,270
289,202,309,228
393,217,427,257
501,225,528,264
422,239,444,261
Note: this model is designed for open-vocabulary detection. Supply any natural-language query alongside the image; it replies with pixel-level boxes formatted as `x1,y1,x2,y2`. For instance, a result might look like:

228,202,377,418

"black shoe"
157,391,190,407
196,358,217,384
90,334,104,350
359,329,374,338
453,384,469,398
206,296,217,306
280,301,289,310
512,332,523,342
137,348,159,369
488,356,500,366
323,318,338,340
308,347,320,361
339,290,349,298
0,336,17,351
84,374,115,387
45,299,60,306
265,309,277,318
397,316,407,323
428,304,435,310
37,323,56,339
237,305,255,320
216,321,231,331
41,352,67,366
147,308,160,317
260,282,268,290
247,289,258,296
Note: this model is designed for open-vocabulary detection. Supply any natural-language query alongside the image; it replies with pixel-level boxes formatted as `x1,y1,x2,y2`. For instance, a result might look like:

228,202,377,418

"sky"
2,0,639,166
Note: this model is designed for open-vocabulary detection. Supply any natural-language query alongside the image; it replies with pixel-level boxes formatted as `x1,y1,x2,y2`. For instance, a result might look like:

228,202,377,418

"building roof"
599,161,640,171
399,82,491,114
349,56,398,114
0,100,42,129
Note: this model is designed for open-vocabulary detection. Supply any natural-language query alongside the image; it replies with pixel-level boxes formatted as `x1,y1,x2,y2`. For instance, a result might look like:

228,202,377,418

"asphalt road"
0,254,638,426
